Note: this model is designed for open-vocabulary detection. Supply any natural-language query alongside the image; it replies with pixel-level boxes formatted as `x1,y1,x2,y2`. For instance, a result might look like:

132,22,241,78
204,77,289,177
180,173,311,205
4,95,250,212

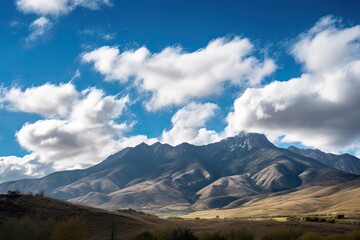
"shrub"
134,230,155,240
262,228,303,240
224,228,255,240
34,191,45,197
51,217,89,240
346,230,360,239
7,190,21,195
324,234,343,240
154,226,198,240
167,217,184,221
300,232,323,240
0,217,52,240
199,232,226,240
326,230,360,240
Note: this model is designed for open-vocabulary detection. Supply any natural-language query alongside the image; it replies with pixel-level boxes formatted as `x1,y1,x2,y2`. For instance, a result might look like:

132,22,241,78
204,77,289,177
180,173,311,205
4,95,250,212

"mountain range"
1,133,359,215
287,146,360,175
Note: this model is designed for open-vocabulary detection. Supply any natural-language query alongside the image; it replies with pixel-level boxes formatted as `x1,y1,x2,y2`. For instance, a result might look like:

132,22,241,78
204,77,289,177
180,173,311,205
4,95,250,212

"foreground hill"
0,192,165,239
0,133,359,215
1,193,359,240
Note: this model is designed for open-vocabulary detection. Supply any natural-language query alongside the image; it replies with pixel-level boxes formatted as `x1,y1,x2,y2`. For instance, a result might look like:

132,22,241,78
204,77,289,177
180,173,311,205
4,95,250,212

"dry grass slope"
0,193,165,239
185,178,360,219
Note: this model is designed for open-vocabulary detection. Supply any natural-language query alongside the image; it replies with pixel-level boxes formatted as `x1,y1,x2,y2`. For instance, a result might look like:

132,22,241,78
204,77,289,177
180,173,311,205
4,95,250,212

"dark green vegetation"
0,217,88,240
129,227,360,240
2,218,360,240
1,192,360,240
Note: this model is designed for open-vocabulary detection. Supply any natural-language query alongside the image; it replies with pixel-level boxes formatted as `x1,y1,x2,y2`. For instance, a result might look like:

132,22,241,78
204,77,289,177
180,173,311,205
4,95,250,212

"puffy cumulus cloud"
16,0,111,16
292,16,360,72
0,154,53,183
1,82,158,171
82,37,276,111
161,102,221,146
1,82,78,118
69,88,129,126
225,16,360,153
15,87,132,170
26,16,53,42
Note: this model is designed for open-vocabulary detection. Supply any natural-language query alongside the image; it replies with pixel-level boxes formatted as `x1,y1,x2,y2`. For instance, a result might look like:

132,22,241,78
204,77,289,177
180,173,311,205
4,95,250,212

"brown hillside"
0,193,165,239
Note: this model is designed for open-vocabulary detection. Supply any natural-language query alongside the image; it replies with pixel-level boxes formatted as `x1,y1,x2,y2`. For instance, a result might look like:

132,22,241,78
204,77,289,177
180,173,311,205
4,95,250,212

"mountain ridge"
288,146,360,175
0,132,359,214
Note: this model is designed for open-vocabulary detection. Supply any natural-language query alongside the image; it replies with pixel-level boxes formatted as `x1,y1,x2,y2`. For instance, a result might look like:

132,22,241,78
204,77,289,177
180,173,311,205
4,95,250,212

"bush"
51,217,89,240
199,232,226,240
164,227,197,240
133,227,199,240
134,230,155,240
154,226,198,240
223,228,254,240
326,235,342,240
7,190,21,195
346,230,360,239
168,217,184,221
0,217,52,240
262,228,303,240
326,230,360,240
300,232,323,240
34,190,45,197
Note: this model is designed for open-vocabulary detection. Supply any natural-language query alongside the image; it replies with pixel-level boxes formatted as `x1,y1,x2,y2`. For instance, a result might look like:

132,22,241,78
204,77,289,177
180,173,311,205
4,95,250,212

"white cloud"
225,16,360,153
1,82,78,118
292,16,360,72
0,154,53,183
16,0,112,44
15,87,131,170
82,37,276,110
69,88,129,126
161,102,221,146
26,16,53,42
16,0,70,16
79,27,116,41
16,0,111,16
103,33,116,41
70,70,81,82
1,83,158,171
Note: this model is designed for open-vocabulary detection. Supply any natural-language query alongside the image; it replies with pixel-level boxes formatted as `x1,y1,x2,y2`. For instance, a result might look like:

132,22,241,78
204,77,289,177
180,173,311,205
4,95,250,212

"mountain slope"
288,146,360,175
185,177,360,218
0,133,357,213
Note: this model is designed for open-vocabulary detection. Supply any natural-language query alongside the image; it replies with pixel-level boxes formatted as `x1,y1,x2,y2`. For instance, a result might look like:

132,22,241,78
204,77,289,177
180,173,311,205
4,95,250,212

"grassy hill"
185,178,360,219
0,192,165,239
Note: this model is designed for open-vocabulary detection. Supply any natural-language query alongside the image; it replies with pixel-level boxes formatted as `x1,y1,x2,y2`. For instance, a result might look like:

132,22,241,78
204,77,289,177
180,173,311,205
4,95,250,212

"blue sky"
0,0,360,182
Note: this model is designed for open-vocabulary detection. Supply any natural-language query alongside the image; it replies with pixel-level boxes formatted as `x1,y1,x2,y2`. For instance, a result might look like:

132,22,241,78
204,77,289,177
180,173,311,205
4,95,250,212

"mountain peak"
134,142,150,149
222,132,274,150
